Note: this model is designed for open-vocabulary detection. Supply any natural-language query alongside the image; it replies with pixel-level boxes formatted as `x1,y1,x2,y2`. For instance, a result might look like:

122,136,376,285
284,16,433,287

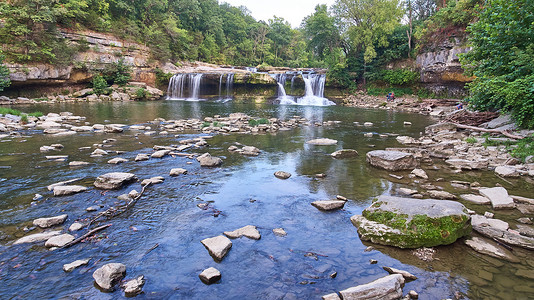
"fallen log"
453,123,524,140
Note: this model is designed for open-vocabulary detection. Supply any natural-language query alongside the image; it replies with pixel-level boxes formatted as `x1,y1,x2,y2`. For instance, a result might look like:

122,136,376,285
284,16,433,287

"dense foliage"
0,53,10,92
460,0,534,128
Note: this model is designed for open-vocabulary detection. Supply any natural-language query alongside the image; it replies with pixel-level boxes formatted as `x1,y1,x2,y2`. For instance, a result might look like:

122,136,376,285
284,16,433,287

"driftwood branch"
61,224,112,249
453,123,524,140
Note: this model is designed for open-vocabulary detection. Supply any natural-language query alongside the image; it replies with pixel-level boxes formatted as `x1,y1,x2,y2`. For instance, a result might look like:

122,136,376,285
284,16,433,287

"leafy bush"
465,137,477,144
92,75,110,95
248,118,270,127
155,68,174,88
0,54,10,91
380,69,419,86
103,59,131,86
135,88,147,99
509,135,534,162
366,86,414,97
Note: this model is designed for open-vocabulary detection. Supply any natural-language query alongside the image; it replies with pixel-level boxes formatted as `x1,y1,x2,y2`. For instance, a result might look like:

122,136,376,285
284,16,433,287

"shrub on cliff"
0,54,10,91
92,75,110,95
103,59,131,86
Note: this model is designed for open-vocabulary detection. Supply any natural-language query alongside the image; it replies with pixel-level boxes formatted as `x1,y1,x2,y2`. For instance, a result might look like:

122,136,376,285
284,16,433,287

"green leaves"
0,54,11,92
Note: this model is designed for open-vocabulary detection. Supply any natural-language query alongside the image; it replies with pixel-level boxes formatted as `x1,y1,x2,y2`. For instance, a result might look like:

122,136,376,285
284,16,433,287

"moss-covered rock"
351,195,471,248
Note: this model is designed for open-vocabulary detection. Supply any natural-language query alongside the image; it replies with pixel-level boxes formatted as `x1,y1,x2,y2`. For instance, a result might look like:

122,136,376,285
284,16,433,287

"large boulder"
366,150,417,171
197,153,223,167
201,235,232,261
94,172,137,190
351,195,471,248
93,263,126,291
338,274,405,300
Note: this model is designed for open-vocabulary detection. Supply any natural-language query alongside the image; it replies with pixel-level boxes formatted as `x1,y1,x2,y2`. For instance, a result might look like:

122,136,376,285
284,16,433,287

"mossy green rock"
351,195,471,248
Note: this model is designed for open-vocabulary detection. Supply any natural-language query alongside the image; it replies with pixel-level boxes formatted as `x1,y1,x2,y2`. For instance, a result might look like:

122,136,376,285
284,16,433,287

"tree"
267,17,292,66
460,0,534,128
333,0,403,84
302,4,341,60
0,53,10,92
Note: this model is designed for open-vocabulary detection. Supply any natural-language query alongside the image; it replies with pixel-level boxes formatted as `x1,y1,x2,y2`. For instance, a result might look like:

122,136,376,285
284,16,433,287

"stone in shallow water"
479,187,515,209
135,154,150,161
311,200,346,211
13,230,62,245
170,168,188,176
94,172,137,190
69,222,84,231
63,259,90,272
306,138,338,145
274,171,291,179
460,194,490,205
122,275,145,295
273,228,287,237
338,274,405,300
411,168,428,179
199,267,221,284
33,214,68,228
382,266,417,280
151,150,171,158
69,161,90,167
141,176,165,185
53,185,87,196
197,153,223,167
464,237,519,262
331,149,359,159
107,157,127,164
224,225,261,240
366,150,417,171
93,263,126,291
201,235,232,261
45,234,75,247
427,190,457,200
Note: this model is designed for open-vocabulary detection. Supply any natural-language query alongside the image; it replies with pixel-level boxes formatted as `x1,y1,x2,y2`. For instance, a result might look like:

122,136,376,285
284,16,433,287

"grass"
509,134,534,162
248,118,270,127
465,137,477,144
0,107,43,123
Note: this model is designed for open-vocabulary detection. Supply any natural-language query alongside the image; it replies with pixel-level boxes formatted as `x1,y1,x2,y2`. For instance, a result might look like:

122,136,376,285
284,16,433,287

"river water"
0,101,533,299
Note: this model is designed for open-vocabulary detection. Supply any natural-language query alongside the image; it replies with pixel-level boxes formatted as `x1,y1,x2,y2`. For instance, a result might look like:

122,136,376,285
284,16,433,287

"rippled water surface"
1,101,533,299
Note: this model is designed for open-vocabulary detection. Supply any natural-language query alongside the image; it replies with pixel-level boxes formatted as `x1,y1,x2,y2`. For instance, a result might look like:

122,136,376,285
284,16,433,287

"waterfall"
245,67,257,73
218,74,223,98
167,73,203,100
270,73,289,97
225,73,234,97
288,73,334,106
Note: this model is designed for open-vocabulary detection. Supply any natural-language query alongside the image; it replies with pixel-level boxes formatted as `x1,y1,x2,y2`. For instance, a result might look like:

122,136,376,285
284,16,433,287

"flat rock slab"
199,267,221,284
274,171,291,179
63,259,90,272
93,263,126,291
197,153,223,167
201,235,232,261
495,166,520,177
428,190,457,200
141,176,165,185
94,172,137,190
13,230,62,245
464,237,519,262
47,178,82,191
366,150,417,171
479,187,515,209
307,138,338,145
33,214,68,228
460,194,490,205
45,234,75,247
383,266,417,280
445,159,488,170
331,149,359,159
135,154,150,161
224,225,261,240
351,195,471,248
339,274,405,300
107,158,128,164
53,185,87,196
69,161,90,166
151,150,171,158
311,200,346,211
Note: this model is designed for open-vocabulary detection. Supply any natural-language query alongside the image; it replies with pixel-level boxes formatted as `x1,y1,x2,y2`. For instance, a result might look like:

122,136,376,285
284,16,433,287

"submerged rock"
366,150,417,171
338,274,405,300
331,149,359,159
382,266,417,280
224,225,261,240
199,267,221,284
63,259,90,272
197,153,223,167
13,230,62,245
311,200,346,211
273,228,287,237
94,172,137,190
351,195,471,248
274,171,291,179
464,237,519,262
307,138,338,146
201,235,232,261
33,214,68,228
93,263,126,291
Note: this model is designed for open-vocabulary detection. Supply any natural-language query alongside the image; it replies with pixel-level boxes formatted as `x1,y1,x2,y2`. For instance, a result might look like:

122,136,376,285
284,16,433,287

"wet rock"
122,275,145,296
199,267,221,284
517,217,533,225
224,225,261,240
408,290,419,299
383,266,417,280
273,228,287,237
33,194,43,201
151,150,171,158
364,133,373,137
104,125,123,133
45,155,68,160
69,222,84,231
364,122,374,126
201,235,232,261
351,195,471,248
366,150,417,171
197,153,223,167
94,172,137,190
33,214,68,228
427,190,457,200
495,166,520,177
241,146,261,156
63,259,90,272
473,221,534,250
322,293,341,300
53,185,88,196
331,149,359,159
460,194,490,205
13,230,62,245
170,168,188,176
45,233,75,247
339,274,405,300
337,195,348,201
464,237,519,262
69,161,90,167
398,188,418,196
517,224,534,238
311,200,346,211
135,154,150,161
411,169,428,179
274,171,291,179
479,187,515,209
445,159,488,170
306,138,338,145
91,148,108,156
396,136,417,145
107,157,127,164
93,263,126,291
141,176,165,185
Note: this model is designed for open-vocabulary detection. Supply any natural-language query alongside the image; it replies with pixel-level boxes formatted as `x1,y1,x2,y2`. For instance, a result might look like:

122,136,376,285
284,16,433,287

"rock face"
331,149,359,159
274,171,291,179
311,200,346,211
93,263,127,291
224,225,261,240
338,274,405,300
201,235,232,261
53,185,87,196
197,153,223,167
479,187,515,209
94,172,137,190
199,267,222,284
307,138,338,146
33,214,68,228
366,151,417,171
351,195,471,248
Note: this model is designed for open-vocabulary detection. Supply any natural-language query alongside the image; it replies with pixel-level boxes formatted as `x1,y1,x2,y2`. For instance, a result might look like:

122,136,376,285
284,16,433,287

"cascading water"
217,73,234,102
167,73,203,100
273,72,334,106
270,73,295,104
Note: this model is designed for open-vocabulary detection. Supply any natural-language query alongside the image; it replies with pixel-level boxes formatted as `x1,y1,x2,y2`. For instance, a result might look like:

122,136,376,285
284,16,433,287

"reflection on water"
0,101,532,299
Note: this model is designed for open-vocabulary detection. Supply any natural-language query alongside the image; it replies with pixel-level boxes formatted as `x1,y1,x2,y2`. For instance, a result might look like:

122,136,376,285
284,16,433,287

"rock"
396,136,417,145
199,267,221,284
170,168,188,176
122,275,145,296
33,214,68,228
63,259,90,272
445,159,488,170
33,194,43,200
141,176,165,185
339,274,405,300
482,114,513,129
517,224,534,238
331,149,359,159
91,148,108,156
107,157,128,164
351,195,471,248
69,222,84,231
427,190,457,200
151,150,171,158
93,263,126,291
13,230,62,245
104,125,123,133
311,200,346,211
135,154,150,161
408,290,419,299
45,155,68,160
94,172,137,190
306,138,338,145
403,121,412,126
464,237,519,262
517,217,533,225
366,150,418,171
274,171,291,179
224,225,261,240
364,122,374,126
460,194,491,205
495,166,520,177
69,161,90,167
473,220,534,250
337,195,348,201
273,228,287,237
45,234,75,247
411,169,428,179
382,266,417,280
197,153,223,167
241,146,261,156
479,187,515,209
364,133,373,137
53,185,88,196
398,188,418,196
201,235,232,261
484,211,494,218
322,293,341,300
